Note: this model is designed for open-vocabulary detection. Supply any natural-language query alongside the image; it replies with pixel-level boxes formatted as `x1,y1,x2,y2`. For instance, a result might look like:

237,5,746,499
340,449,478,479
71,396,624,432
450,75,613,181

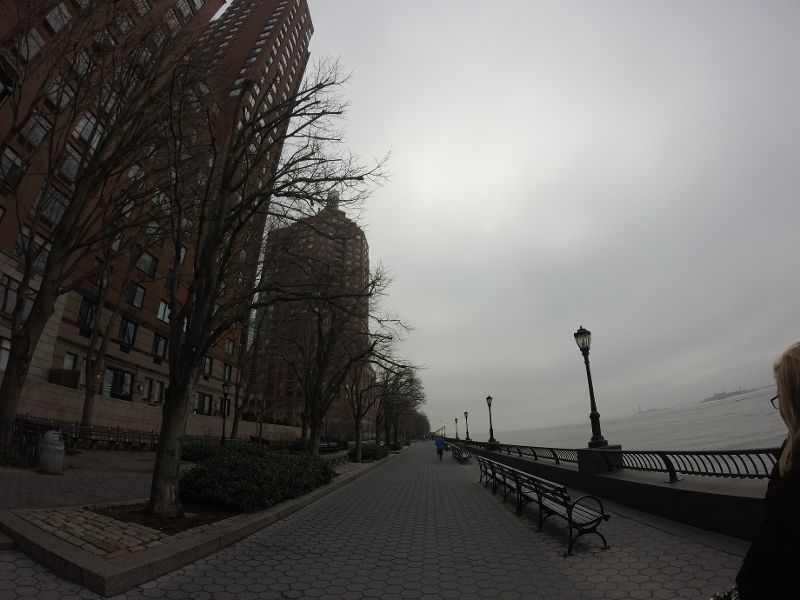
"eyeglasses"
770,395,779,410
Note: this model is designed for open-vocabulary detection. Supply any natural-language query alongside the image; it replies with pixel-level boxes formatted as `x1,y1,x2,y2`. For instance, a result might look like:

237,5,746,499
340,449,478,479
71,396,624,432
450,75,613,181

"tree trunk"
230,382,241,440
0,291,56,441
354,412,363,462
146,384,192,518
81,353,108,427
374,416,381,447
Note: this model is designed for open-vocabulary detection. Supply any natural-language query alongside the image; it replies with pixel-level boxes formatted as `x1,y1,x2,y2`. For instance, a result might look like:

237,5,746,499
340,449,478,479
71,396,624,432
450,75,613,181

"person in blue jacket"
434,435,446,462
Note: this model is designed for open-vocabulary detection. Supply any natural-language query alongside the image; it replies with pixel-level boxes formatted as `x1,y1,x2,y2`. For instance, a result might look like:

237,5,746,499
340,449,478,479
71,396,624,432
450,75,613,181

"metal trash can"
38,430,65,474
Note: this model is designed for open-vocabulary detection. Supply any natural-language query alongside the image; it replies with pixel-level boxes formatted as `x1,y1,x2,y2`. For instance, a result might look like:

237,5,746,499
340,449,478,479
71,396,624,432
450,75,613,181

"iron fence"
457,438,780,480
1,415,252,465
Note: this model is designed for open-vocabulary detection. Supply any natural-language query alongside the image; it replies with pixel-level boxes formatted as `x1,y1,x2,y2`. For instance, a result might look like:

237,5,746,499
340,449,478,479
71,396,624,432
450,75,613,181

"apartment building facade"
0,0,314,436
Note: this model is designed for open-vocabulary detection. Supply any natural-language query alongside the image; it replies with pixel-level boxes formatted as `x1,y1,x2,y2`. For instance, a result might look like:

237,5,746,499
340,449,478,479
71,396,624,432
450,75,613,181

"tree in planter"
144,55,386,516
0,1,209,440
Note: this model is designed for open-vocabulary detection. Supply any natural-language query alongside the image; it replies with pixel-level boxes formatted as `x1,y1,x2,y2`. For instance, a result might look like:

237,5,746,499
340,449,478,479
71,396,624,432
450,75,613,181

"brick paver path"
0,443,741,599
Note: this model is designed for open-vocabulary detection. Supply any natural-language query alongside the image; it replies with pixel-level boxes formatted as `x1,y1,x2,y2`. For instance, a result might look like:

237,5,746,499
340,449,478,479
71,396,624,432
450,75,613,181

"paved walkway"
0,451,158,510
0,443,742,599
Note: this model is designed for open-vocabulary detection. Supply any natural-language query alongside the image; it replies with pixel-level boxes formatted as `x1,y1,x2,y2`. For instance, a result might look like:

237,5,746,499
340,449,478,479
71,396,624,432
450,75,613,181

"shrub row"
179,444,335,512
350,443,389,461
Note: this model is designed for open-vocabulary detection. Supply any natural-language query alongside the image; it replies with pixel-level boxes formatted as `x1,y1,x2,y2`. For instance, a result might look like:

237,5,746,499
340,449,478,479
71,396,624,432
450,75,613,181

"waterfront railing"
0,415,249,464
462,440,780,480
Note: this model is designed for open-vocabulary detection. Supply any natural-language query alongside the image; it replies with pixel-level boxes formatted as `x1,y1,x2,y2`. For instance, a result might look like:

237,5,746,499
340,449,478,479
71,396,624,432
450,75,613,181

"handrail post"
658,452,680,482
550,448,560,464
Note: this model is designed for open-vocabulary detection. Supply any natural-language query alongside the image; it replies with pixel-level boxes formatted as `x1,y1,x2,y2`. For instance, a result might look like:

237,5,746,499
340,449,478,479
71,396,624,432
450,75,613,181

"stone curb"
0,454,393,596
0,531,15,550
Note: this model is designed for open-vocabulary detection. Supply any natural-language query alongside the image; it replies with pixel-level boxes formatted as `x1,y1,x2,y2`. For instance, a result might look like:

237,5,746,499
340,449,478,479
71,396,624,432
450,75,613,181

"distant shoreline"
700,384,773,403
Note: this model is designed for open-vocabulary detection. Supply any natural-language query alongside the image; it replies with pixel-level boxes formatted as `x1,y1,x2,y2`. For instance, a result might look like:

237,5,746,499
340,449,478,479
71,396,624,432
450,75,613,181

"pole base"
588,437,608,448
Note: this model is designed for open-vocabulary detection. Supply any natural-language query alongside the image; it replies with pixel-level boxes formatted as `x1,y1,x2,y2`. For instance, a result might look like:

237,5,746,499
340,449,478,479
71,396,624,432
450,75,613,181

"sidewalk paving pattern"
0,443,742,599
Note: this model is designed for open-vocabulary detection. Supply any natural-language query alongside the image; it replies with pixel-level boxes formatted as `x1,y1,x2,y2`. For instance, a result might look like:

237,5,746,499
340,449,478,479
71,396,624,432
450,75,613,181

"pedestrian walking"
434,435,445,462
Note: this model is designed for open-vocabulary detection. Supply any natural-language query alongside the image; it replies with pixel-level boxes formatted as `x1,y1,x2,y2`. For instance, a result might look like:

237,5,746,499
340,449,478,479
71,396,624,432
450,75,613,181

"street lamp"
464,411,471,441
486,395,497,443
455,417,459,439
574,326,608,448
221,380,230,445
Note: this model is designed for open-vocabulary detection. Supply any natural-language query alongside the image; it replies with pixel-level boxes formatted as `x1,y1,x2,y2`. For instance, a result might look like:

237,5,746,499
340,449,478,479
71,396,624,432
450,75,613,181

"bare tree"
144,54,386,516
376,366,426,446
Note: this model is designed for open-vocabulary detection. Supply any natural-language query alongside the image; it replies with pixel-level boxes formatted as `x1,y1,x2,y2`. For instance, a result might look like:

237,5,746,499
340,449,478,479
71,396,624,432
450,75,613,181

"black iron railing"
2,416,249,465
458,438,780,480
597,448,779,481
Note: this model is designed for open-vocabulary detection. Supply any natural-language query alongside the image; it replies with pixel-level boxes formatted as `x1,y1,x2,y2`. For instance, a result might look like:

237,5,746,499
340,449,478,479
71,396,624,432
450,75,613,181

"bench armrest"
570,495,609,519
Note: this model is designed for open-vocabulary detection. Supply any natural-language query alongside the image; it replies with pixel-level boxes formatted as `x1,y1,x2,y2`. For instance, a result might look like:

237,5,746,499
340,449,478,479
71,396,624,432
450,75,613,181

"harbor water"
497,386,786,451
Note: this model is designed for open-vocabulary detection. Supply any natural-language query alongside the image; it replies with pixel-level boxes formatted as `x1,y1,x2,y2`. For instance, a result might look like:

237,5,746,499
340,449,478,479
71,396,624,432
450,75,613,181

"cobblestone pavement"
15,507,168,558
0,443,742,599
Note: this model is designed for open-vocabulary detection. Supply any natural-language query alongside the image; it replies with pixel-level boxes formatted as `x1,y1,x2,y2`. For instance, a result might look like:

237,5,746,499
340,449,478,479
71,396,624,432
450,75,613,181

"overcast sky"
305,1,800,436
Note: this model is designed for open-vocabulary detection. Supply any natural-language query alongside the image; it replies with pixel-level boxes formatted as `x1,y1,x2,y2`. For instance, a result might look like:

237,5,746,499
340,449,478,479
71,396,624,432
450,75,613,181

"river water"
495,387,787,451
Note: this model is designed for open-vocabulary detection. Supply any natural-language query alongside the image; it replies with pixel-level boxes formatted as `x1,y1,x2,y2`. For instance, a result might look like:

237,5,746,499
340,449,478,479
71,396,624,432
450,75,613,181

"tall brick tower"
252,191,374,441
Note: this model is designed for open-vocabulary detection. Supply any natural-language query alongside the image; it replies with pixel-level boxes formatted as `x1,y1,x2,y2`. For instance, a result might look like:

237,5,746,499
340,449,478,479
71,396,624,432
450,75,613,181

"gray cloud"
308,0,800,434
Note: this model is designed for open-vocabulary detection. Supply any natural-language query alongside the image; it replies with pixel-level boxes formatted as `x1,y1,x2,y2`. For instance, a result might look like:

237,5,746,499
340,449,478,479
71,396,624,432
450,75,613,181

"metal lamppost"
221,380,230,445
455,418,459,439
574,326,608,448
486,395,497,443
464,411,471,441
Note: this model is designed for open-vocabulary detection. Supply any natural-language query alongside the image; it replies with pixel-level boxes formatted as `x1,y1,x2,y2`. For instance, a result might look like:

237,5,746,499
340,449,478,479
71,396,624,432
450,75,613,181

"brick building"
0,0,313,436
252,192,376,441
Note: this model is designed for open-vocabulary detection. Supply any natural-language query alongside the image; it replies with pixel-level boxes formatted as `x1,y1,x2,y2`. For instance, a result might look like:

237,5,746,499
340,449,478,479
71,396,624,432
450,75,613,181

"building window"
59,143,82,181
63,352,77,370
142,377,153,401
0,147,24,188
165,9,181,33
20,113,52,146
126,283,145,308
136,251,157,276
118,317,137,347
153,334,168,359
176,0,192,18
17,29,45,62
223,363,232,383
73,113,103,153
0,274,20,314
0,68,12,105
224,339,234,355
72,50,93,77
115,12,133,33
104,367,133,400
195,391,212,415
134,0,150,15
157,300,170,323
14,227,50,271
45,3,72,33
78,297,96,329
47,75,75,108
0,337,10,370
178,245,187,264
32,187,68,225
154,380,165,403
202,356,212,379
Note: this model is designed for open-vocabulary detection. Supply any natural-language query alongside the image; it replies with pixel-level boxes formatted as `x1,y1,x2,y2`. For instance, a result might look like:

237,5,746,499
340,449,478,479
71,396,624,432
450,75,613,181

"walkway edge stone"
0,455,392,596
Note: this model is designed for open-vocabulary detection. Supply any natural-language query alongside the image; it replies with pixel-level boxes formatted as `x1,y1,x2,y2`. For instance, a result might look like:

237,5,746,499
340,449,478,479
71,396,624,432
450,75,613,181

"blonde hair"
775,342,800,477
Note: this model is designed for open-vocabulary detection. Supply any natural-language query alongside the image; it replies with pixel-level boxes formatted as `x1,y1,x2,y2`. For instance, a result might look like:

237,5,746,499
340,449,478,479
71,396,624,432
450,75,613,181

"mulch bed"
91,502,236,535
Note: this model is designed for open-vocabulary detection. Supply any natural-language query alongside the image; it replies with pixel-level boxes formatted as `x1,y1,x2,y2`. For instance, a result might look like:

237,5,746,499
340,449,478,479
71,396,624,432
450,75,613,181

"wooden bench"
451,444,471,464
477,456,610,555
